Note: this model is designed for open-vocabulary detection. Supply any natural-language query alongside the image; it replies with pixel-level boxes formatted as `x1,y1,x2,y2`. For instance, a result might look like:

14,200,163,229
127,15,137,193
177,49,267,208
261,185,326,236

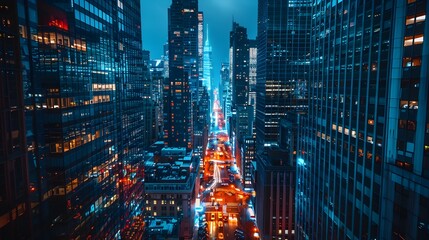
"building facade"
0,0,148,238
220,63,230,118
0,1,33,238
203,25,213,92
255,147,295,239
296,0,394,239
382,0,429,239
164,0,199,150
144,148,200,239
248,39,258,128
255,0,310,152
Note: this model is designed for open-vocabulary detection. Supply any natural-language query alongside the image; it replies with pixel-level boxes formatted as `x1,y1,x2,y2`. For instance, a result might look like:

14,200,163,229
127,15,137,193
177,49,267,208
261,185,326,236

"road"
196,89,260,240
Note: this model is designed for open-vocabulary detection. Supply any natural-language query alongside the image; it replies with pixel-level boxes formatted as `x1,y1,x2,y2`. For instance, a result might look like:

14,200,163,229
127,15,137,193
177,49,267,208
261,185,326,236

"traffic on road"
196,89,260,240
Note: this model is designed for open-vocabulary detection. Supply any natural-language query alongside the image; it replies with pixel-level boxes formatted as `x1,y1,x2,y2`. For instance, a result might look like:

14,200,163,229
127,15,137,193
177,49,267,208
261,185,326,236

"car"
235,228,245,236
235,236,244,240
218,221,223,228
218,232,224,239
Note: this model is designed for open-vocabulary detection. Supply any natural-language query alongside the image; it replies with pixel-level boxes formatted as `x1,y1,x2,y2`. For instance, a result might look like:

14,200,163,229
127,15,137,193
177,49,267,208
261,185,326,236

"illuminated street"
195,89,260,240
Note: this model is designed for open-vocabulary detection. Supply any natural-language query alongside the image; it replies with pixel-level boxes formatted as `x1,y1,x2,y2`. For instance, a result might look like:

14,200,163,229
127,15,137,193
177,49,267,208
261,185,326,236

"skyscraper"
198,12,204,99
151,59,166,139
230,22,249,111
248,39,258,128
296,0,393,239
255,0,310,152
230,22,251,142
0,0,147,238
165,0,199,150
255,0,311,238
0,1,32,238
203,25,213,92
220,62,231,119
382,0,429,239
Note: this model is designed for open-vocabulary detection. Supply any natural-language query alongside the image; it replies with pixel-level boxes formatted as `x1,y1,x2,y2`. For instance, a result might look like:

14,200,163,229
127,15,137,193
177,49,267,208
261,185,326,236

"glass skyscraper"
230,22,251,142
255,0,310,153
0,0,147,238
0,1,33,238
382,0,429,239
164,0,199,150
203,25,213,92
255,0,311,238
295,0,428,239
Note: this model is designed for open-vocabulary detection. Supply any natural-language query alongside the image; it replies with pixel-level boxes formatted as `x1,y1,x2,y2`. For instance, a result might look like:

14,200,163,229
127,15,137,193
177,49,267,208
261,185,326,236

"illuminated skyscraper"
230,22,251,142
255,0,310,152
248,39,258,126
0,0,147,238
0,1,33,238
382,0,429,239
296,0,429,239
255,0,311,238
165,0,199,150
198,12,204,99
220,62,230,111
203,25,213,91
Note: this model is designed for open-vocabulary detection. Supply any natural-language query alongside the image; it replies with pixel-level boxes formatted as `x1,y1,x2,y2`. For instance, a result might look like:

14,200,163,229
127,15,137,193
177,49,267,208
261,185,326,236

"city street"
196,90,260,240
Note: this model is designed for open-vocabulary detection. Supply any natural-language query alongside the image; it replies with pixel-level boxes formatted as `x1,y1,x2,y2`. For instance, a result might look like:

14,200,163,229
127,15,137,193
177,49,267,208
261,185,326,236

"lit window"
415,34,424,45
344,128,349,135
404,36,414,46
406,15,415,25
404,34,424,46
416,14,426,24
402,57,422,67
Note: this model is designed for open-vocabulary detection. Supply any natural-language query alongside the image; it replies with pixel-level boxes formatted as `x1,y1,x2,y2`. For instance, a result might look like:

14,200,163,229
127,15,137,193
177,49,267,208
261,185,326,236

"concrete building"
144,148,200,239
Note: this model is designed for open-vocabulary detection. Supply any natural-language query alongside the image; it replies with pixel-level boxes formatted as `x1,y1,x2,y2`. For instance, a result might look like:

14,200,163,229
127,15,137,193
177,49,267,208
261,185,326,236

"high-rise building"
203,25,213,92
141,50,156,148
151,59,165,139
230,22,249,110
220,63,230,117
248,39,258,127
382,1,429,239
0,0,147,238
164,0,199,150
256,0,310,152
255,0,311,238
296,0,394,239
198,12,204,99
255,146,295,239
163,42,170,78
230,22,251,142
0,1,33,238
242,136,256,190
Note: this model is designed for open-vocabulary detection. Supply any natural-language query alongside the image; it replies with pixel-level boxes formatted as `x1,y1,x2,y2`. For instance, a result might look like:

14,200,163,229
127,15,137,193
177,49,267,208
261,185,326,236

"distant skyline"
141,0,258,83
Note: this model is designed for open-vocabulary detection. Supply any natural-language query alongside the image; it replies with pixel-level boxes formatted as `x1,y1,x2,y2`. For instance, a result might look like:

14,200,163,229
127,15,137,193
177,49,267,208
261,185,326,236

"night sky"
141,0,258,82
